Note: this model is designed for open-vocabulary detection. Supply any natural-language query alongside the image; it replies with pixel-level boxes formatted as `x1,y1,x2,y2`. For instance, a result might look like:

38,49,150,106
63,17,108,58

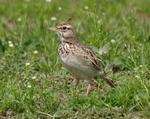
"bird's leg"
86,83,92,96
86,81,97,96
72,78,79,86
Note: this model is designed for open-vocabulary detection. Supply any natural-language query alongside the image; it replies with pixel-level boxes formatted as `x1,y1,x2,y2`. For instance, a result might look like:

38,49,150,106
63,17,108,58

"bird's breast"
59,44,81,69
58,43,100,79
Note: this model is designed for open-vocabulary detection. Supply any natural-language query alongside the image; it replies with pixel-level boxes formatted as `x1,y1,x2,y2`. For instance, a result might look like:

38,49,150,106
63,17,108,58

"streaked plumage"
50,22,115,95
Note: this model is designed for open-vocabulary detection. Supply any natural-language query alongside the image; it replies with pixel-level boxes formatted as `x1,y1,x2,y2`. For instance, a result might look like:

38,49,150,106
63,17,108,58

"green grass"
0,0,150,118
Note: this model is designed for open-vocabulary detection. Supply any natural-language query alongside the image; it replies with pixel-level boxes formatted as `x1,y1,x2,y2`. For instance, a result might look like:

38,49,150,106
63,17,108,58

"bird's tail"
99,72,116,87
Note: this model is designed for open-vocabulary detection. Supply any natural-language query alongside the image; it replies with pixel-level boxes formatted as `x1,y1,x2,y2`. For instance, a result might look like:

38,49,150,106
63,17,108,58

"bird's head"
49,22,76,43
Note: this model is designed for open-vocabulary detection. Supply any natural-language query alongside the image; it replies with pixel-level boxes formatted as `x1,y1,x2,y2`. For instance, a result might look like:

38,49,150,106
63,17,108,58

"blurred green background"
0,0,150,118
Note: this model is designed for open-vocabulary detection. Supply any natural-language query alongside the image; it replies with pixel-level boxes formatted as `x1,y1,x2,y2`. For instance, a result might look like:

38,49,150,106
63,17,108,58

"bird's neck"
60,37,79,44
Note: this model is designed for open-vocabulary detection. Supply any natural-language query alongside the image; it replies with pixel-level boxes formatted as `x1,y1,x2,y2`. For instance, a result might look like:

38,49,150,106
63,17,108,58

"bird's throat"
60,37,78,44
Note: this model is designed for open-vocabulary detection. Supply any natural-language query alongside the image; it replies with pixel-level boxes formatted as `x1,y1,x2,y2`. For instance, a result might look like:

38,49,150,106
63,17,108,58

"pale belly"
60,54,99,79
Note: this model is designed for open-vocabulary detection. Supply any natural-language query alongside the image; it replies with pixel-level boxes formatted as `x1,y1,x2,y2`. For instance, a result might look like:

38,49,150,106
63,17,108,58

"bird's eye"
62,26,67,30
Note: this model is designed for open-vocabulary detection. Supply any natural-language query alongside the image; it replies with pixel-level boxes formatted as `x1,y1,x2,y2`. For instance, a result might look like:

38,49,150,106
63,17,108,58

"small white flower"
25,62,30,66
139,65,143,68
97,19,102,24
33,50,38,54
9,43,14,47
58,7,62,11
17,17,22,22
111,39,116,44
8,41,14,47
84,6,89,10
32,76,36,80
135,75,140,79
27,84,31,88
8,41,12,44
51,16,57,21
46,0,51,2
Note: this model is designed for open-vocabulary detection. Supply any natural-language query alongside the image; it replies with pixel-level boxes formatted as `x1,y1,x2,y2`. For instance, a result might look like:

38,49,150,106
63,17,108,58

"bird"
50,21,115,95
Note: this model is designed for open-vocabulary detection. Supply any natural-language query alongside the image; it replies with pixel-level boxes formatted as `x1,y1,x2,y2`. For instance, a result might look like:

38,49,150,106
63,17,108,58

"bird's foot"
86,82,98,96
67,76,79,86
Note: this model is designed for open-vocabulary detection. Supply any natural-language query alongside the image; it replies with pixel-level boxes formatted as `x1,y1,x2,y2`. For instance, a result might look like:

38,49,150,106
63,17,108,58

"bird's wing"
70,43,103,71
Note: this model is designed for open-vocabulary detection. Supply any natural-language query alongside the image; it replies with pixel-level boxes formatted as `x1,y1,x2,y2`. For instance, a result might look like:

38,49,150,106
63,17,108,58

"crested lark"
50,22,115,95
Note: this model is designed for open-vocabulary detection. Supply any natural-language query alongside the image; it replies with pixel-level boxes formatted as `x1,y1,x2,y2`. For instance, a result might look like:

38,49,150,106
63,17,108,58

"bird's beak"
48,27,57,32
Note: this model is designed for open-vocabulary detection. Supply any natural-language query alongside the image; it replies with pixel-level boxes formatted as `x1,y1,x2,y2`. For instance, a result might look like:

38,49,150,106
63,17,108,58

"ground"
0,0,150,118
